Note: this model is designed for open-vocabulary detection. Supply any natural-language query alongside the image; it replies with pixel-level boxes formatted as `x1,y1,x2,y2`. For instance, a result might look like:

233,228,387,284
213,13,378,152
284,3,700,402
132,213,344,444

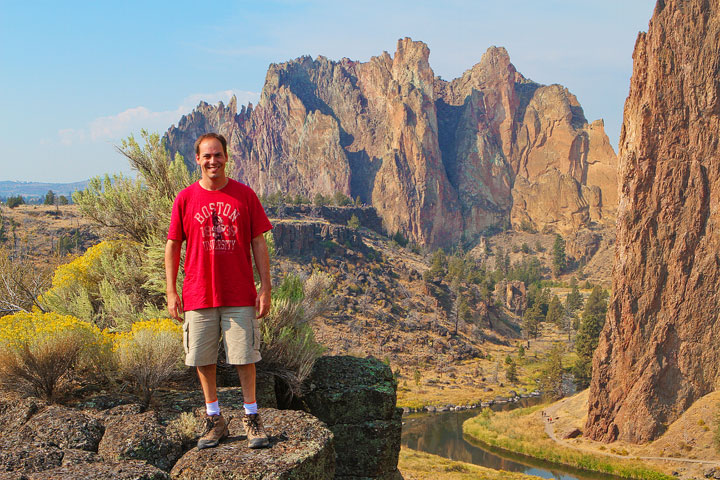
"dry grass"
167,412,203,446
398,447,542,480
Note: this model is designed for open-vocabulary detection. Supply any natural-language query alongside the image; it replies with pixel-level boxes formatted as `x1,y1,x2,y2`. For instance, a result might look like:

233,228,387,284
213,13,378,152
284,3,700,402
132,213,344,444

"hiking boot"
242,413,270,448
197,414,228,449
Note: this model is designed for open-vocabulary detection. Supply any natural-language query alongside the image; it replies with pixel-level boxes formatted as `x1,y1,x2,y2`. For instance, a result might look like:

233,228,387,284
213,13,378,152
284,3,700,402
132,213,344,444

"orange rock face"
585,0,720,443
165,39,617,247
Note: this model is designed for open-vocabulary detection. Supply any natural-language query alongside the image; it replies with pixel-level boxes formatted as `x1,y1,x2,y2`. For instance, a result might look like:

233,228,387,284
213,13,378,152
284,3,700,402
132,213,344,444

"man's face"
196,138,227,180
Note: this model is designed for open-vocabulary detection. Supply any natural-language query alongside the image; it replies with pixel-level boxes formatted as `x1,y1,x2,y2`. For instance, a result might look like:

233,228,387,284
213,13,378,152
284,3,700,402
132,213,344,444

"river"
401,400,624,480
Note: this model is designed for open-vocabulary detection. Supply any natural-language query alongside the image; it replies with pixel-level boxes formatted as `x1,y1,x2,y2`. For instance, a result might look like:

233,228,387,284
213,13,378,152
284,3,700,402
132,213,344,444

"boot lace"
244,415,261,435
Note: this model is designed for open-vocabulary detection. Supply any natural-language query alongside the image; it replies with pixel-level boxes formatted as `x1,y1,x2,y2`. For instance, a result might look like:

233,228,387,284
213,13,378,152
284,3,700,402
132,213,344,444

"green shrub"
113,318,184,406
6,195,24,208
347,214,361,230
332,191,352,206
260,271,331,398
0,312,109,401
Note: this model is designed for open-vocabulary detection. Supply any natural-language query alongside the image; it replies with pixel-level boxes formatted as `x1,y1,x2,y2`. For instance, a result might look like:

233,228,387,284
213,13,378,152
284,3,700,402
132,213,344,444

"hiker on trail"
165,132,273,449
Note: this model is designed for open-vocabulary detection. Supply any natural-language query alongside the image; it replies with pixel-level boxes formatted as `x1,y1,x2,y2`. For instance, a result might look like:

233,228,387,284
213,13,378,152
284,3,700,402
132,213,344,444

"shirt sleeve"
249,189,273,239
167,194,186,241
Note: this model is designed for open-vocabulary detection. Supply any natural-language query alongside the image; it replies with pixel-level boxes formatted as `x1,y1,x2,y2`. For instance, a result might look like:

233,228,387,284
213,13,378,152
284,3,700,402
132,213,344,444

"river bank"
461,389,720,480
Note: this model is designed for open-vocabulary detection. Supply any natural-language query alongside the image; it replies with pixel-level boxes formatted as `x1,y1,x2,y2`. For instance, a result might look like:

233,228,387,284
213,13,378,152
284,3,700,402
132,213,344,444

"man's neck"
199,176,229,191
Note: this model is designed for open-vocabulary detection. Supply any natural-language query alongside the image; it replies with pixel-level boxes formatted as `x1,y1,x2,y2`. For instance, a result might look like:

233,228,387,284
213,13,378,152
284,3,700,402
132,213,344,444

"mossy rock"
301,356,397,425
331,408,402,477
98,411,182,471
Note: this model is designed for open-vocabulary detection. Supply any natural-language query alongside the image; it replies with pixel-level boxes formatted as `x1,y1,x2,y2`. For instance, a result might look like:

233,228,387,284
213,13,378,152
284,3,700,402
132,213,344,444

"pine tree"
506,359,518,383
540,344,565,399
522,302,543,339
573,286,609,388
44,190,55,205
546,295,564,324
552,234,566,277
565,284,584,313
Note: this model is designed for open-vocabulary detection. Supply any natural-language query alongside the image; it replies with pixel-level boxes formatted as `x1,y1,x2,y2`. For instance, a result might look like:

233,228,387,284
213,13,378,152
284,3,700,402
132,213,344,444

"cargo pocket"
182,320,189,355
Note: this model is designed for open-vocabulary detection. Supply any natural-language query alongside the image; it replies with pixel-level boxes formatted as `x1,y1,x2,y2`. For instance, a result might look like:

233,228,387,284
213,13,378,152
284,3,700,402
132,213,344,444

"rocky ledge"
0,402,333,480
0,356,399,479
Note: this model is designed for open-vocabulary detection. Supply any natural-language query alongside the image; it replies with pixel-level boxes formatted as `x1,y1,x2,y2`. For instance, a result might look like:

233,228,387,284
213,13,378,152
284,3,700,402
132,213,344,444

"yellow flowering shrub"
41,240,163,329
112,318,183,406
0,312,110,401
48,241,115,292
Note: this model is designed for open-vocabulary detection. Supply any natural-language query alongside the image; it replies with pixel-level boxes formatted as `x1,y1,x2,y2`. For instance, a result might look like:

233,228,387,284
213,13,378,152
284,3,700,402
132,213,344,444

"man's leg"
185,308,227,449
235,363,256,405
222,306,268,448
197,364,218,404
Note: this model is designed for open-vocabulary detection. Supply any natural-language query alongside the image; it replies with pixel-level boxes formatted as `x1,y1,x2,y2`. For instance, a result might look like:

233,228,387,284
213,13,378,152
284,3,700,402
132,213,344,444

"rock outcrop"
585,0,720,443
165,39,617,247
300,356,402,479
0,355,401,477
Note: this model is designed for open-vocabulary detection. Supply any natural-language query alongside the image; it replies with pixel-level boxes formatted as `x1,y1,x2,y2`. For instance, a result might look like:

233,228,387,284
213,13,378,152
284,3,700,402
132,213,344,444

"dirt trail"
543,398,720,467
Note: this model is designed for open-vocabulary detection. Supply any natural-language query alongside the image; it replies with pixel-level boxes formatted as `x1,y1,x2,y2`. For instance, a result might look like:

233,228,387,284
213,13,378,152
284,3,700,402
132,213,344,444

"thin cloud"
56,89,260,146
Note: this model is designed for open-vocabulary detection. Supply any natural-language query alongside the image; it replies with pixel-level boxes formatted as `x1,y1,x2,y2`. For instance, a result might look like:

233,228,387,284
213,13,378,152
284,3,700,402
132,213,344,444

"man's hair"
194,133,228,158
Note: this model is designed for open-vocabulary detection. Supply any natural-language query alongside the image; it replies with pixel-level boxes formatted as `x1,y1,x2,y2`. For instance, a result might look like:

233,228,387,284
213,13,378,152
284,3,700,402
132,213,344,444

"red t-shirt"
167,179,272,311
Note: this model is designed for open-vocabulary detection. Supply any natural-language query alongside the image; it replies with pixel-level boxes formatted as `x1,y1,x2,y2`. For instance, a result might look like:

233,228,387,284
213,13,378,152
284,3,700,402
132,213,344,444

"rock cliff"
165,39,617,247
585,0,720,443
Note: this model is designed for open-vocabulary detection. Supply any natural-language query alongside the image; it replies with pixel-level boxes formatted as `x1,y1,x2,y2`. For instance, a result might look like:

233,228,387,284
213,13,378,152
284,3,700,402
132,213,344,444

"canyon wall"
585,0,720,443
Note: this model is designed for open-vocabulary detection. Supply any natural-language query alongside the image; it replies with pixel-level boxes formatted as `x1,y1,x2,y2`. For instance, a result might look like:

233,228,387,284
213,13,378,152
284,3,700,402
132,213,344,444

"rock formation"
165,39,617,247
585,0,720,443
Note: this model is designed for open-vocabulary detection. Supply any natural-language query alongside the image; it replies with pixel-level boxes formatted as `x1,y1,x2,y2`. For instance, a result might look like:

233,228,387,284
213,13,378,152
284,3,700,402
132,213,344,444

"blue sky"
0,0,656,183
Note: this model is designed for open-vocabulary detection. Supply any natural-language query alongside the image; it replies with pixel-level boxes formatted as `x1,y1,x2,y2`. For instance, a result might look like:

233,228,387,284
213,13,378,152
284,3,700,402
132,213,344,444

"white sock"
244,402,258,415
206,399,220,416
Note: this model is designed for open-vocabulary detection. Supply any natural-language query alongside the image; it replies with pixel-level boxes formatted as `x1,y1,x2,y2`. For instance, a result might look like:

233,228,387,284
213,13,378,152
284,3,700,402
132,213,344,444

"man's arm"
251,233,271,319
165,239,183,321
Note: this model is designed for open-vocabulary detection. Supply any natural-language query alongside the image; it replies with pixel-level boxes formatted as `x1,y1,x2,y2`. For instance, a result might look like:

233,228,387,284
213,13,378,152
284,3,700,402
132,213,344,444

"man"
165,133,272,449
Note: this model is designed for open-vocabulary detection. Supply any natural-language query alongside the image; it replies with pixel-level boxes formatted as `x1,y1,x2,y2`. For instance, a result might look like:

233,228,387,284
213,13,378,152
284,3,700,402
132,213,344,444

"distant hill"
0,180,88,200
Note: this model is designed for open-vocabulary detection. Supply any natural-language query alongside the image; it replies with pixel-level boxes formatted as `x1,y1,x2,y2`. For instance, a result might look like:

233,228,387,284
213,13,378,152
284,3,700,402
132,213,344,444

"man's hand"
167,291,183,321
256,286,271,319
165,239,183,321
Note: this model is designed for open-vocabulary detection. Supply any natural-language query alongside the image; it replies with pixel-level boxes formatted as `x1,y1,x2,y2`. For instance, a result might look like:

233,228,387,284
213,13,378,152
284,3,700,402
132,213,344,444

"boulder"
562,428,582,439
17,405,104,451
301,356,401,478
505,280,527,315
331,409,402,477
170,408,334,480
98,411,182,471
565,229,601,263
23,460,171,480
0,439,64,475
301,356,397,425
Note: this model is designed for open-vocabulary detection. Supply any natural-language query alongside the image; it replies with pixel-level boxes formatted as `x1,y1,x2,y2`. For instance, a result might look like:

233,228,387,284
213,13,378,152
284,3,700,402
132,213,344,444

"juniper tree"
573,286,609,388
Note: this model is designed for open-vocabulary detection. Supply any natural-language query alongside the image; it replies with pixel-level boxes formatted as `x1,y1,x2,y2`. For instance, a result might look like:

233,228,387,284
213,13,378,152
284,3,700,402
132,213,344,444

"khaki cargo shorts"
183,306,261,366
